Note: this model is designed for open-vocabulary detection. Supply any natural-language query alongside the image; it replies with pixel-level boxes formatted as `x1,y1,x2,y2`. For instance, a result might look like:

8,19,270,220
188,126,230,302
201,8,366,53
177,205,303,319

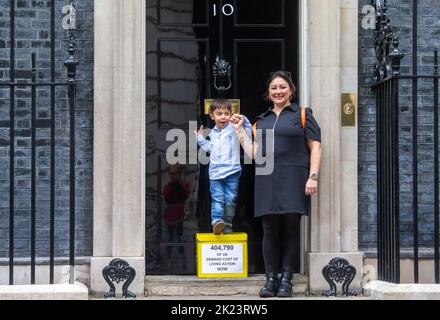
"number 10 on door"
213,3,234,16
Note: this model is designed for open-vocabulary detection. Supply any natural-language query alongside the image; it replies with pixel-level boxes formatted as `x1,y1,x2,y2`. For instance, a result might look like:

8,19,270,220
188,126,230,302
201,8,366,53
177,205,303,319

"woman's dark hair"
264,70,296,102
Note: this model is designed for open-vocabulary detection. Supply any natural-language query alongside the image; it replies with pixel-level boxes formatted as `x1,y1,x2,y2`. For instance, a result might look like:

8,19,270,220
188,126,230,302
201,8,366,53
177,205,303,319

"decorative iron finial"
389,37,404,76
373,0,402,82
212,55,232,96
64,30,79,82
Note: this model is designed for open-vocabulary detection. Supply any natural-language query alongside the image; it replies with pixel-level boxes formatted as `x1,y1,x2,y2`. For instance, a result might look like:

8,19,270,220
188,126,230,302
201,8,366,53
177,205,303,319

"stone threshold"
364,281,440,300
145,274,308,297
0,283,89,300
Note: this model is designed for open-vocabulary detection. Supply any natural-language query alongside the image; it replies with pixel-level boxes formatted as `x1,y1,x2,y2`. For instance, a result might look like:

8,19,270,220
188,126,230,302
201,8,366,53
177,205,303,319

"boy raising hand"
195,99,252,234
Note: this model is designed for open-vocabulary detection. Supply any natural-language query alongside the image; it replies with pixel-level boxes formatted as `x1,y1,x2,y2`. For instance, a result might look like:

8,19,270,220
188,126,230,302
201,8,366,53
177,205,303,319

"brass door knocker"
212,55,232,94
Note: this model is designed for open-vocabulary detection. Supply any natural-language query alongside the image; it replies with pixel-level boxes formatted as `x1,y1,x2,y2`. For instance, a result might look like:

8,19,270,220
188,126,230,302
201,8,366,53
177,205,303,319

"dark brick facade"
0,0,93,259
359,0,440,254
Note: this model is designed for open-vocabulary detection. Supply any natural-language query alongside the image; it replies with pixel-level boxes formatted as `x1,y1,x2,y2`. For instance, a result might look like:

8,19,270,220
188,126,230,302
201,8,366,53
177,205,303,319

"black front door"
146,0,299,275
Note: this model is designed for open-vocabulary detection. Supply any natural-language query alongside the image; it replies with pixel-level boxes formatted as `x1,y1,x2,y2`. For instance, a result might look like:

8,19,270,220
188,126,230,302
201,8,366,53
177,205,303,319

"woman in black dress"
231,71,322,298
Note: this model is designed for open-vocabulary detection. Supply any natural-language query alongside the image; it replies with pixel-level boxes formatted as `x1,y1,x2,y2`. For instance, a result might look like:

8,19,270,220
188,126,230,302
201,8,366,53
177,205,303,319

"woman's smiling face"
268,77,292,107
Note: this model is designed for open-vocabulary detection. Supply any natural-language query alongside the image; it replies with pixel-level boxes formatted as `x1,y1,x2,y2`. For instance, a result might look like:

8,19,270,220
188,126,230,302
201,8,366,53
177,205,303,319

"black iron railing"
373,75,401,283
0,0,79,285
372,0,440,284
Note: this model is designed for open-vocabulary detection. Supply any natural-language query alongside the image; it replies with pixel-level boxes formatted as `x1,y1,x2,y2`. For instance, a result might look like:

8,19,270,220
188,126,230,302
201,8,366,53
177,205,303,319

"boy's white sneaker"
212,220,225,235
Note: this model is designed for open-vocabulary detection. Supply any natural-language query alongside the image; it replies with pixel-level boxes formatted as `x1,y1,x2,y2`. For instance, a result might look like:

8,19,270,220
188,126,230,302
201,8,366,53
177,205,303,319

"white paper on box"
201,243,243,274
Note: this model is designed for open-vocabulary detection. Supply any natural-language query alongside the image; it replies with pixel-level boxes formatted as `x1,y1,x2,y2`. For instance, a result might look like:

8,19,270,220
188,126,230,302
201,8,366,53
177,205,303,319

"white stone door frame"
91,0,146,296
306,0,363,292
91,0,363,295
299,0,309,275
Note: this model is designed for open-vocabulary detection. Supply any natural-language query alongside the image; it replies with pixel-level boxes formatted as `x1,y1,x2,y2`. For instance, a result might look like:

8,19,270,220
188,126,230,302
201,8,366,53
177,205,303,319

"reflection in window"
159,0,207,25
234,0,284,25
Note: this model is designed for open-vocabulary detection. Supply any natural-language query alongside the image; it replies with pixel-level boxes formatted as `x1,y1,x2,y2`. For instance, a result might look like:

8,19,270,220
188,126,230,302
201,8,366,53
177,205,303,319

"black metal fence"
0,0,79,285
372,0,440,284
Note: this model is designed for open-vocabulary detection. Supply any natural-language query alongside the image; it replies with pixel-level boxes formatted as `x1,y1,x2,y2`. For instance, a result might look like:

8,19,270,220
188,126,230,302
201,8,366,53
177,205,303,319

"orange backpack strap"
301,106,306,129
252,122,257,137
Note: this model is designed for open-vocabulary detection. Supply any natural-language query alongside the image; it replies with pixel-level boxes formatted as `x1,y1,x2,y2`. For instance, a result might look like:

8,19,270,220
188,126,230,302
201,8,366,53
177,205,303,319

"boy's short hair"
210,99,232,114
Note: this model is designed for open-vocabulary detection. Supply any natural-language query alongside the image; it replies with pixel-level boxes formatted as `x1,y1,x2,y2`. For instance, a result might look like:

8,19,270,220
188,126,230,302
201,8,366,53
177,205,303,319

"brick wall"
0,0,93,259
359,0,440,254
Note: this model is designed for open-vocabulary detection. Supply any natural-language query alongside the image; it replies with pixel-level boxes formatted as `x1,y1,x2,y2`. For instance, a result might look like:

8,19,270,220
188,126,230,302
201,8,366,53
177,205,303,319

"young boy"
196,99,252,235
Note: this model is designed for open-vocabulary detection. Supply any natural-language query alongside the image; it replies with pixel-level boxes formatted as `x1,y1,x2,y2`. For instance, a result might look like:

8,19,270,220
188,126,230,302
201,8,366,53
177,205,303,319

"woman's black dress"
254,103,321,217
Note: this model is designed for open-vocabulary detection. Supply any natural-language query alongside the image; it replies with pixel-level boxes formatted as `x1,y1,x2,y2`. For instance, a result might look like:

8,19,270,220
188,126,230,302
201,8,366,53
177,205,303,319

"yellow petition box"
196,233,248,278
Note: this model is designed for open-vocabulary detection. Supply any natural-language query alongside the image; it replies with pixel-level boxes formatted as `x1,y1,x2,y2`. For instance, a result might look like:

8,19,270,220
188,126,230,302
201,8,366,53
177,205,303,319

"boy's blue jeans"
209,171,240,226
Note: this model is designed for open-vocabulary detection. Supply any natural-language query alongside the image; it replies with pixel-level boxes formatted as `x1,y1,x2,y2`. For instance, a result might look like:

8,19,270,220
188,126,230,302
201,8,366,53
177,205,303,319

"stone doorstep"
364,281,440,300
0,283,89,300
145,274,308,297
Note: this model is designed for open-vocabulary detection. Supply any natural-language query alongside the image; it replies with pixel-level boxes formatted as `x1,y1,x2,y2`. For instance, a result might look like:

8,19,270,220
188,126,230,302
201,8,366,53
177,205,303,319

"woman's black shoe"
259,272,279,298
277,271,293,297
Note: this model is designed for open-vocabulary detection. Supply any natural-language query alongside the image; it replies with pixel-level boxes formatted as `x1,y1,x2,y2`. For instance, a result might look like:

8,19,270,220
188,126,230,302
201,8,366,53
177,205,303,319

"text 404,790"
210,245,234,251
